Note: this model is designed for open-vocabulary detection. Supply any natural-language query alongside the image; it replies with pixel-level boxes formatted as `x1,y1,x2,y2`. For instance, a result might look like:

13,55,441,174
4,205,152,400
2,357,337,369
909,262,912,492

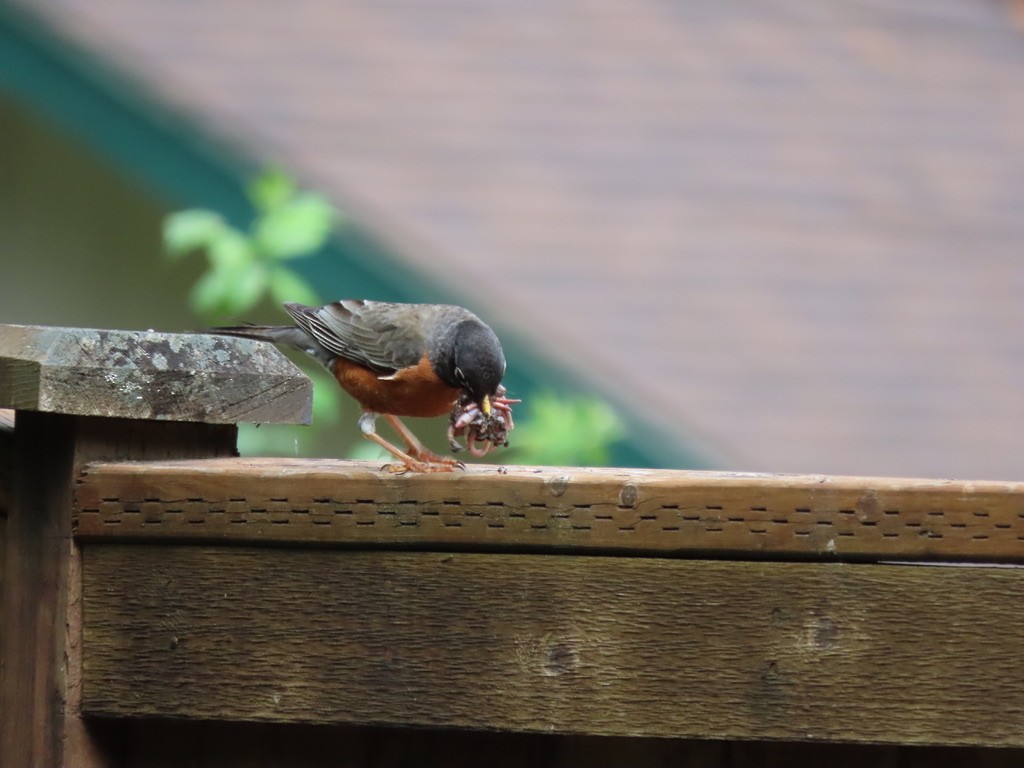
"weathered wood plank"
0,411,11,716
1,412,79,766
75,458,1024,561
0,415,237,768
0,407,11,535
82,546,1024,746
0,323,312,424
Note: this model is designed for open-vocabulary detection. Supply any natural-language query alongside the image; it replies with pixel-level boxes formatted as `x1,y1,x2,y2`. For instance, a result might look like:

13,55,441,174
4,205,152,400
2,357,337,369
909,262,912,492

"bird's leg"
359,412,426,472
359,412,455,473
385,415,464,468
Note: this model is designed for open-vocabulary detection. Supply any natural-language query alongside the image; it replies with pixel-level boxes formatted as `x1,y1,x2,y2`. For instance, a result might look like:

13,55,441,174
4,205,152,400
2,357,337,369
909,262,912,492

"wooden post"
0,324,311,767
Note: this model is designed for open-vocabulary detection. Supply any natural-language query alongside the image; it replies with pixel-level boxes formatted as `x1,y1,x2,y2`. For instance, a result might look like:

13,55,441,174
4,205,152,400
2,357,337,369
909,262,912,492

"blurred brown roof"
19,0,1024,479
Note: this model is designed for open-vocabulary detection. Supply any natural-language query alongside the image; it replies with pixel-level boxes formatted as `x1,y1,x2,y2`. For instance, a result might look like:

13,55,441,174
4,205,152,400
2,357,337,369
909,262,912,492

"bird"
210,300,510,472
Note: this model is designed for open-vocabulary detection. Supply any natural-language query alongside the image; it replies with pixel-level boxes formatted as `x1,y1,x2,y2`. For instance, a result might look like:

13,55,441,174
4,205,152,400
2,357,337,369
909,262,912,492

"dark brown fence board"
0,415,237,767
0,412,77,766
76,458,1024,561
110,721,1024,768
82,544,1024,746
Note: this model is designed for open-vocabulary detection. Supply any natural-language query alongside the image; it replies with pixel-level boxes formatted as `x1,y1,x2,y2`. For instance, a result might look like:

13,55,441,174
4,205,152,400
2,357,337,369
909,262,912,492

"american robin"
211,300,513,472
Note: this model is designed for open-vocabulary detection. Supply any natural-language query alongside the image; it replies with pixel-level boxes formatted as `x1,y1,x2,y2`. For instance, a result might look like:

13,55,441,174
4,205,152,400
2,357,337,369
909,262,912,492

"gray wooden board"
0,324,311,424
82,545,1024,746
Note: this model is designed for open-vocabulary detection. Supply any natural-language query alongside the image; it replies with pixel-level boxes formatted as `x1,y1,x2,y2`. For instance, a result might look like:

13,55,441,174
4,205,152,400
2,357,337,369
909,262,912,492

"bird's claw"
383,460,464,474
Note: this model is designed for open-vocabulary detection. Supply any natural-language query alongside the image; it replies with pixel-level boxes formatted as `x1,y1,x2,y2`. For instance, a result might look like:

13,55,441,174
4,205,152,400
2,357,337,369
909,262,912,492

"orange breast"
330,354,460,418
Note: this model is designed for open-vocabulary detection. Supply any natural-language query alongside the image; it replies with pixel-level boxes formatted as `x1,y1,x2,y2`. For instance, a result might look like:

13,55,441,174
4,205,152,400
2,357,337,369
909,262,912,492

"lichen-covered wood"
75,458,1024,561
82,544,1024,746
0,324,312,424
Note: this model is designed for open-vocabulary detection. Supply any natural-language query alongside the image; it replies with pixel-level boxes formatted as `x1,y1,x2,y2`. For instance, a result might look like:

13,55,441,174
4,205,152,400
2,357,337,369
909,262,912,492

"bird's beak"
481,394,492,416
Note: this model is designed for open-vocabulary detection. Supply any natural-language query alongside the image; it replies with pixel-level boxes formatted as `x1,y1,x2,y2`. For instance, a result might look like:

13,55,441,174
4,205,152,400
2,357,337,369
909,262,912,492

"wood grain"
0,409,10,587
0,415,237,768
75,458,1024,561
0,323,312,424
82,545,1024,746
0,412,78,766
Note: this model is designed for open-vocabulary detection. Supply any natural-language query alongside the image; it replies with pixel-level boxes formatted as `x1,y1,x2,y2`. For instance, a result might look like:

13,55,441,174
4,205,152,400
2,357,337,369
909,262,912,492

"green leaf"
247,169,296,213
254,193,336,259
189,267,235,316
227,262,269,314
189,261,267,317
268,266,321,307
163,210,225,258
206,228,254,271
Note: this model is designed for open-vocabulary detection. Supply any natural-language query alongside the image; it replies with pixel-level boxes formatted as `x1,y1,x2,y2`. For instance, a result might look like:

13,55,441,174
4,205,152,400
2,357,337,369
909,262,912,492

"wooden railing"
2,323,1023,767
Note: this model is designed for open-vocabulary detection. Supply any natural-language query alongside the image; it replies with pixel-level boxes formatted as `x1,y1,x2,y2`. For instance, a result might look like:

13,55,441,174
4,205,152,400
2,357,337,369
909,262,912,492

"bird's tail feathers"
206,324,333,368
206,324,301,345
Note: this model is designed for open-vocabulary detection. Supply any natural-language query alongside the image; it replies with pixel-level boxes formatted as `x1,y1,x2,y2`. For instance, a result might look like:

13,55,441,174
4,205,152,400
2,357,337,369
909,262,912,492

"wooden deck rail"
74,458,1024,561
2,323,1024,767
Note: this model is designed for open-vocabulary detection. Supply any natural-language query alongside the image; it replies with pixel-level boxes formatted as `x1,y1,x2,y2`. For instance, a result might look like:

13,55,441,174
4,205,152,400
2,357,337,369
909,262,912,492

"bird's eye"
454,366,467,383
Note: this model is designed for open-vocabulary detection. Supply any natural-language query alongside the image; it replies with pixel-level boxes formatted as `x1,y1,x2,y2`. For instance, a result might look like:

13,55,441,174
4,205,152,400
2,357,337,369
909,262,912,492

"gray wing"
284,300,435,374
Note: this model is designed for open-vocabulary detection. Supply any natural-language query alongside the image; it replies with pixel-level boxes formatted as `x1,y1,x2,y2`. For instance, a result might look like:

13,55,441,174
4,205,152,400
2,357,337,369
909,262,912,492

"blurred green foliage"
507,392,623,466
164,170,331,316
163,170,344,457
163,170,624,466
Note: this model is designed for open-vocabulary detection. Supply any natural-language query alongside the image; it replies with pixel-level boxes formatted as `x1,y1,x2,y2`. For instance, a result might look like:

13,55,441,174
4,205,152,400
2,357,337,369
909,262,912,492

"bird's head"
443,320,506,415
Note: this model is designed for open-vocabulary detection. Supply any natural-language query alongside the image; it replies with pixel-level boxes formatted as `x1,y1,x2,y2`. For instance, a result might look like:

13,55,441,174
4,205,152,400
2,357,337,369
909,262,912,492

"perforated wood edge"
73,459,1024,561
